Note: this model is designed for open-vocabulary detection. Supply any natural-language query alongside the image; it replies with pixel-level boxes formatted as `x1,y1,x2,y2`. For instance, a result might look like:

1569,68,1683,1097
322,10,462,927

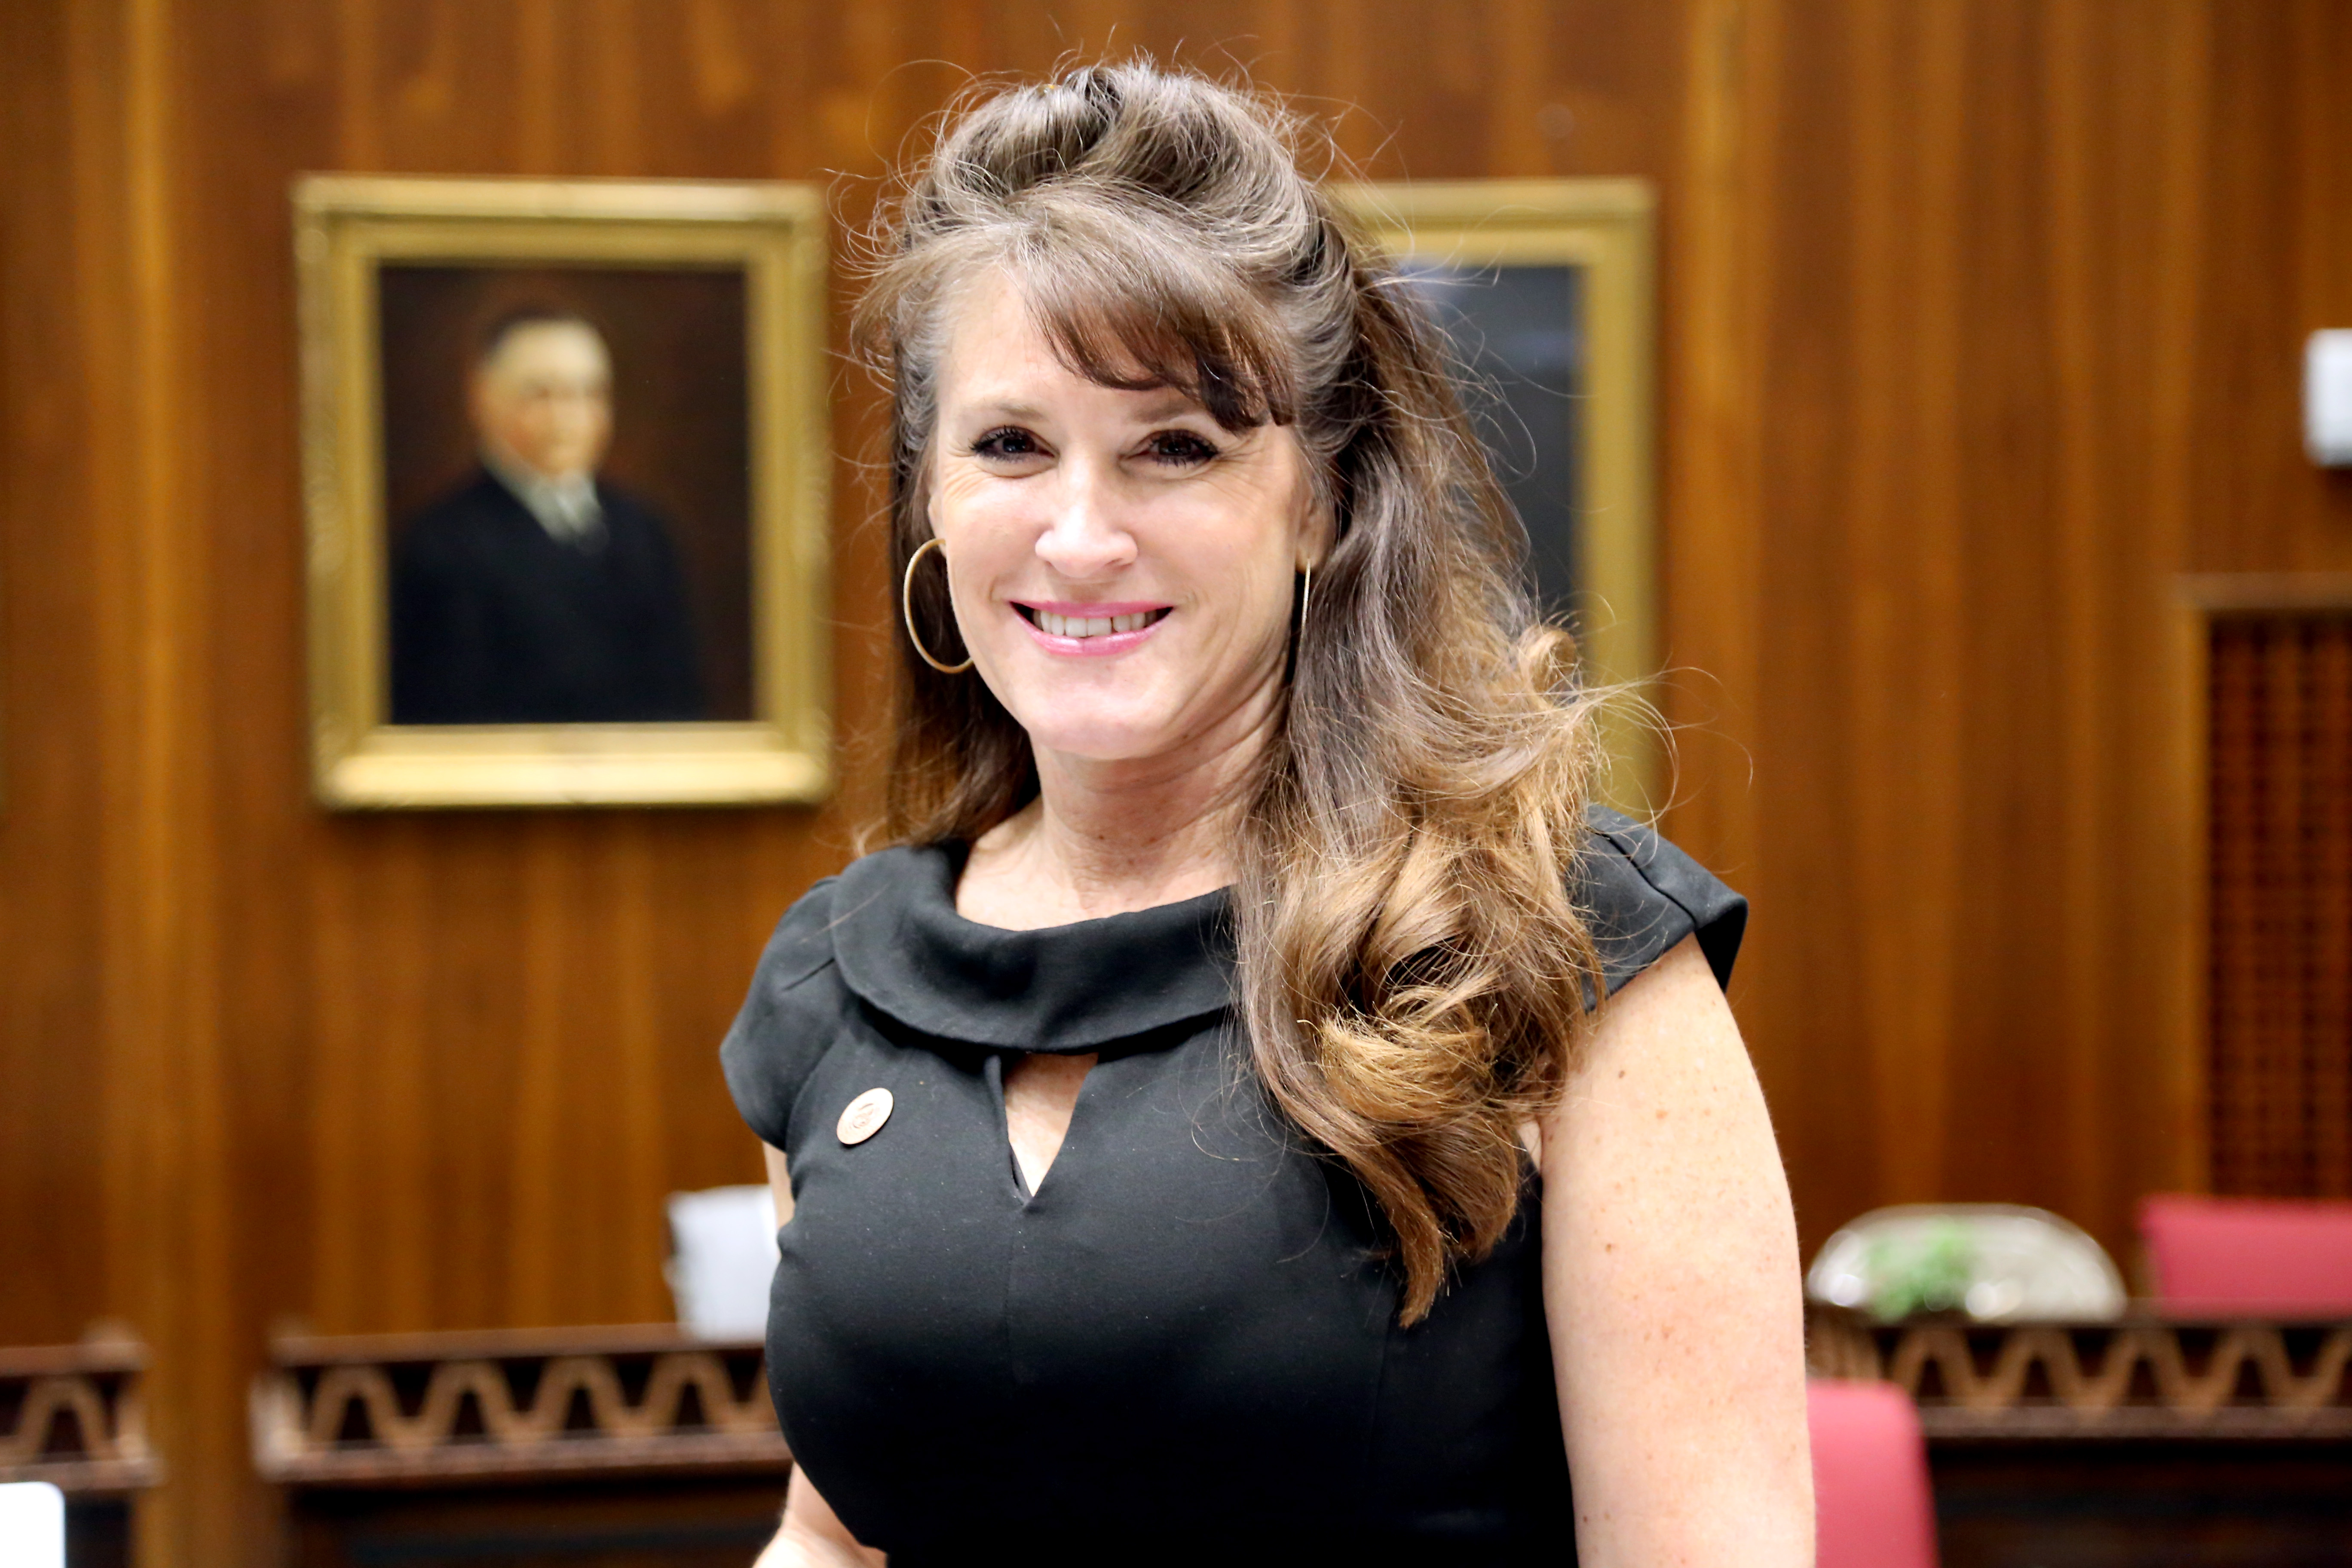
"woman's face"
926,270,1322,771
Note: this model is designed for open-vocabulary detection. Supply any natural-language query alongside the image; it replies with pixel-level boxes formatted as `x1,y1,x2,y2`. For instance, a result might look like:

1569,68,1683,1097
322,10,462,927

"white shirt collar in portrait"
482,447,606,549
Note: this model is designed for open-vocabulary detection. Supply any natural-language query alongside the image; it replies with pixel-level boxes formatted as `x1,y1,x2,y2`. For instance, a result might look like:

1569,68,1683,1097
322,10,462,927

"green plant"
1865,1221,1976,1321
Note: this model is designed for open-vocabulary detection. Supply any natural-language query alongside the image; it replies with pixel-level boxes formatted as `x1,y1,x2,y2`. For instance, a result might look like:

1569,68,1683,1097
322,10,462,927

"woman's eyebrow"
960,397,1049,423
1126,390,1210,422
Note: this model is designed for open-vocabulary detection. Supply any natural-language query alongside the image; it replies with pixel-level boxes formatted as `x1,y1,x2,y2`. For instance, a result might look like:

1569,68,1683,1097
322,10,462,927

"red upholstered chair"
2139,1194,2352,1314
1809,1378,1940,1568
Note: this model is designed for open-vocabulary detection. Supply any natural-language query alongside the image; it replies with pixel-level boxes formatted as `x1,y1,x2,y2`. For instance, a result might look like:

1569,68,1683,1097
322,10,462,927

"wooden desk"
1810,1307,2352,1567
0,1336,159,1568
254,1326,790,1568
262,1312,2352,1566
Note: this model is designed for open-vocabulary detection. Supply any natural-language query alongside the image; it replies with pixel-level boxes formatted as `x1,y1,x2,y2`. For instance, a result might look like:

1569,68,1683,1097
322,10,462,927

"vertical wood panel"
2141,0,2218,1198
2040,0,2114,1233
1660,0,1769,882
0,0,111,1355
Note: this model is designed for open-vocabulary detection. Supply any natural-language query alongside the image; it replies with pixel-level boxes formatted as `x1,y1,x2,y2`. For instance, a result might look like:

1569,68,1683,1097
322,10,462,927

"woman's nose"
1034,465,1137,579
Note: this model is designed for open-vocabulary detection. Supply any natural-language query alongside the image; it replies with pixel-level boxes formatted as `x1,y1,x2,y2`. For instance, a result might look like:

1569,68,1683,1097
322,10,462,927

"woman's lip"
1016,612,1167,658
1011,600,1172,616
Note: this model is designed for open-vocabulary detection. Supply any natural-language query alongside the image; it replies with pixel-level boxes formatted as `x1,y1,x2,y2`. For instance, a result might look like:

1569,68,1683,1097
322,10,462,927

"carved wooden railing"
247,1309,2352,1482
0,1335,160,1491
251,1325,792,1482
1808,1305,2352,1438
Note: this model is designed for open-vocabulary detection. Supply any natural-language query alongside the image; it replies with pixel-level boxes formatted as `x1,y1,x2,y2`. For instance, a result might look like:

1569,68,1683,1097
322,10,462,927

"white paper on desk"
0,1482,64,1568
665,1184,781,1341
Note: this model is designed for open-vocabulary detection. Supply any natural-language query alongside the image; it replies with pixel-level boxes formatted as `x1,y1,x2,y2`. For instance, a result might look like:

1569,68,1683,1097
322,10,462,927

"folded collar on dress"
827,842,1235,1054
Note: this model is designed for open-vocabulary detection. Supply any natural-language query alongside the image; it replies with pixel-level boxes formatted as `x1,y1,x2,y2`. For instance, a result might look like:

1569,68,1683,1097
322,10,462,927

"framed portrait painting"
294,176,830,808
1333,179,1659,811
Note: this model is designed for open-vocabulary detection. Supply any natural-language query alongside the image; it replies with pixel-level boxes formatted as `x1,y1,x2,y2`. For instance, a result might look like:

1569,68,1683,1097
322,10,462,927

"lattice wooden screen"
2209,614,2352,1196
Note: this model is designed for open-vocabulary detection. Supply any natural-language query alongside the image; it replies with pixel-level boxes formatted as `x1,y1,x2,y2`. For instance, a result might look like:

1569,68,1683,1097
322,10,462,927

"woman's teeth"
1033,609,1160,638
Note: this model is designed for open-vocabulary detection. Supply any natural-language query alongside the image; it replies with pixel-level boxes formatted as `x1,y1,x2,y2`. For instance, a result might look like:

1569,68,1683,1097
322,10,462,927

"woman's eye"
970,427,1044,461
1140,429,1221,466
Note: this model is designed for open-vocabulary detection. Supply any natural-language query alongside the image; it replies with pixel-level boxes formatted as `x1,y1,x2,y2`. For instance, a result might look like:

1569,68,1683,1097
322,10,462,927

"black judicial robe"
721,810,1748,1566
389,469,704,725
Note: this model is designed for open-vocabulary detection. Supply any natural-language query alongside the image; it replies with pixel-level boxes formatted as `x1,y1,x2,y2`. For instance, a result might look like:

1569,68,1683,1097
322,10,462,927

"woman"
725,62,1811,1567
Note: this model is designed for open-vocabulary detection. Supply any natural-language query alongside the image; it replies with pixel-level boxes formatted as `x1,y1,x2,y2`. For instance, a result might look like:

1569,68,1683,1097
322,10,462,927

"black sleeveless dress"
721,807,1744,1566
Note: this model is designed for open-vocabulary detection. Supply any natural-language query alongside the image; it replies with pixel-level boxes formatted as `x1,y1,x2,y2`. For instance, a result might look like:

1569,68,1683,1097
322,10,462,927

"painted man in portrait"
389,308,704,725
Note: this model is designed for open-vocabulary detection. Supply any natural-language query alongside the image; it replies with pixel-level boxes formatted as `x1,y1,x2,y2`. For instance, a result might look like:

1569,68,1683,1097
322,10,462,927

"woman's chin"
1019,728,1180,766
1008,706,1190,767
998,665,1280,771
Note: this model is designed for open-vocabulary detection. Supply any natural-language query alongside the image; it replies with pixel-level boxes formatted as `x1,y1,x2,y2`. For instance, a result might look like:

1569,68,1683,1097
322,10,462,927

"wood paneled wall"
1669,0,2352,1267
3,1,2349,1562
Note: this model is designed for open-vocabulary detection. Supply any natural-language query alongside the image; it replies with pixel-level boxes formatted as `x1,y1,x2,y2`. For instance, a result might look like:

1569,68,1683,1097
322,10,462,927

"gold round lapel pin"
837,1087,894,1146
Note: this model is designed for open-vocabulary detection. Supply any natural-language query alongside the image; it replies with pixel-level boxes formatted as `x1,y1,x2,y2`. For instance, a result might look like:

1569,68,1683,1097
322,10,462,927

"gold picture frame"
294,175,830,809
1333,179,1659,811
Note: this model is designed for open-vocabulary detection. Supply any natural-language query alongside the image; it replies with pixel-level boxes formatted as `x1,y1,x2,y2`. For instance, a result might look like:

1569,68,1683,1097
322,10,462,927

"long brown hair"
854,62,1606,1323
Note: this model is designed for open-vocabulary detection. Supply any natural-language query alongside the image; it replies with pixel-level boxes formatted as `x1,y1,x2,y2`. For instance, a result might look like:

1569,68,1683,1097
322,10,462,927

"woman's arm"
754,1471,885,1568
1539,935,1813,1566
751,1143,886,1568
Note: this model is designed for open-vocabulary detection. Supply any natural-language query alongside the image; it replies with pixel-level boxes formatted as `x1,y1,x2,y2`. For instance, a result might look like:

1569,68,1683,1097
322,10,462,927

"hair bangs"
1007,206,1299,432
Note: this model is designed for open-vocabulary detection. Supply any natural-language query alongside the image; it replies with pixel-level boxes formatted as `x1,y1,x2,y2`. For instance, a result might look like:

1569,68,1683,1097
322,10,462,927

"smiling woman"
919,268,1318,785
722,61,1810,1568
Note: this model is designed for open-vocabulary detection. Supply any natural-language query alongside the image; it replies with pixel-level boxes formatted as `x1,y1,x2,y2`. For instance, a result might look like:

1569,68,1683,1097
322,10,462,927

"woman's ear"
1288,431,1336,571
1297,506,1336,574
1294,480,1335,573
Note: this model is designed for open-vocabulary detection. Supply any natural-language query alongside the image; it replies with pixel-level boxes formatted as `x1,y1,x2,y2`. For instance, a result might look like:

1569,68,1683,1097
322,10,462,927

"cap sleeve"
1576,806,1748,999
720,876,854,1152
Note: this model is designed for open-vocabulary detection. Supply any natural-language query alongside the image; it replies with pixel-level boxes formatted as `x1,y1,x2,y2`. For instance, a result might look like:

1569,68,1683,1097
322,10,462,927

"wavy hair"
854,61,1607,1323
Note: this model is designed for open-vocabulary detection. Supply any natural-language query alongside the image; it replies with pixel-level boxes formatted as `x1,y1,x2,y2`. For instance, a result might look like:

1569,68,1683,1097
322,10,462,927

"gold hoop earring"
902,537,974,674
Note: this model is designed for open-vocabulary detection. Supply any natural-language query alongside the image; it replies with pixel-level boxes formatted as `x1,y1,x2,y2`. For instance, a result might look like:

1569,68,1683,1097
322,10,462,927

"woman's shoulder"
727,843,944,999
1576,805,1748,999
742,872,847,986
718,870,864,1150
717,843,965,1148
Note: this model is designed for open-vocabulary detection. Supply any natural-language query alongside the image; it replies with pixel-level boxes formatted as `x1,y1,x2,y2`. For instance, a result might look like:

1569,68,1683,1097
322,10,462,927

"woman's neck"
957,696,1277,930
